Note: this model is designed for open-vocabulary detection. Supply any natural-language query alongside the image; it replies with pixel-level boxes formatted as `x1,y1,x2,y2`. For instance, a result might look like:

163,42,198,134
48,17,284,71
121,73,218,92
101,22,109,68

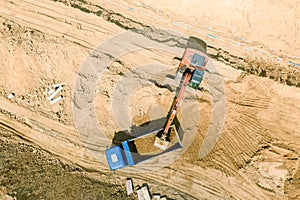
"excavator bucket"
154,137,169,151
154,125,181,151
154,129,170,150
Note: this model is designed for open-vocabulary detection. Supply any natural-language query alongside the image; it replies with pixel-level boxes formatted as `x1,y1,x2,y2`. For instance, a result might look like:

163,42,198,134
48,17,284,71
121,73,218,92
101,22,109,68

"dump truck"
106,125,181,171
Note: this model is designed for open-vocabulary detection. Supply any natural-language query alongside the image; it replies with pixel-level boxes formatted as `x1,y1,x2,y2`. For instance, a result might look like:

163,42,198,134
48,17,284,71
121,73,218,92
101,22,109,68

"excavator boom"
163,71,192,135
154,70,192,150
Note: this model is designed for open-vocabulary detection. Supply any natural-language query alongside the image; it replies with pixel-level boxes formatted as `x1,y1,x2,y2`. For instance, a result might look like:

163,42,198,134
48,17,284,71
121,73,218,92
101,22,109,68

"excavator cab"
190,69,205,89
176,48,208,90
189,53,207,89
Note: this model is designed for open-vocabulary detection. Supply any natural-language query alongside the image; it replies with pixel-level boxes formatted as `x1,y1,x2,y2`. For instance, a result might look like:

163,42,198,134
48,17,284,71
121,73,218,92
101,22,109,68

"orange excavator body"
154,48,209,150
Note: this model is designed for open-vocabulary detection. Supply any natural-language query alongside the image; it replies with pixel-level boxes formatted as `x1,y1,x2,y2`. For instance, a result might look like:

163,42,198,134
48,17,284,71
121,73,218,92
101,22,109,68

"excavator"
105,37,209,170
154,38,209,150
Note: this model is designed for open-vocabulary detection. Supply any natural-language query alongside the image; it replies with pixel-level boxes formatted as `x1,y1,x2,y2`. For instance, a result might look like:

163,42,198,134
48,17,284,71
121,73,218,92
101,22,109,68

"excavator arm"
154,69,192,150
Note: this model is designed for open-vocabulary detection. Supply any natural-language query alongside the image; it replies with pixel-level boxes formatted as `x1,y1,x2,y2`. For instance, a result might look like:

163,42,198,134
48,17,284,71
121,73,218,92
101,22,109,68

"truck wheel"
187,36,207,53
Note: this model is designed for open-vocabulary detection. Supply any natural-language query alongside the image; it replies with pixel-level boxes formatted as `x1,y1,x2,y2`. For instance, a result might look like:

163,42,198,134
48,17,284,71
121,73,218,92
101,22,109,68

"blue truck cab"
106,141,135,170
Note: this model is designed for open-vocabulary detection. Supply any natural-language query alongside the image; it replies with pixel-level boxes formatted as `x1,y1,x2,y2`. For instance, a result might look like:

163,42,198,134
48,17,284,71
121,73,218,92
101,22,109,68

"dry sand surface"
0,0,300,199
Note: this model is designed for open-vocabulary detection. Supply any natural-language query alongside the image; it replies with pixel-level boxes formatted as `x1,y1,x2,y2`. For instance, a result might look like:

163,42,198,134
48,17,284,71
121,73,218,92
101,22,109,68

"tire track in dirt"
143,163,267,199
0,0,122,50
0,96,104,171
2,0,299,87
53,0,300,87
187,86,272,177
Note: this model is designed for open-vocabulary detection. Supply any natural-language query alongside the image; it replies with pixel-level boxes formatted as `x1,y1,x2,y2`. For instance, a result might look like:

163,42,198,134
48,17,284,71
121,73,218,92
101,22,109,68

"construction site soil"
134,126,178,155
0,130,132,200
0,0,300,199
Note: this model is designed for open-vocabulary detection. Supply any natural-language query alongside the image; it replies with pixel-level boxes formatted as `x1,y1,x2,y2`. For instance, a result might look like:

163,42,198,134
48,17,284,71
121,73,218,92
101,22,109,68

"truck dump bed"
133,125,179,155
106,125,181,170
126,125,181,165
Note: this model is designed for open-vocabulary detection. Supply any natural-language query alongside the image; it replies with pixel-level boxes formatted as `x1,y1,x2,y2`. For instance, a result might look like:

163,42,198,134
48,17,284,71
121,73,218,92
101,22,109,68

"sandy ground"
0,0,300,199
